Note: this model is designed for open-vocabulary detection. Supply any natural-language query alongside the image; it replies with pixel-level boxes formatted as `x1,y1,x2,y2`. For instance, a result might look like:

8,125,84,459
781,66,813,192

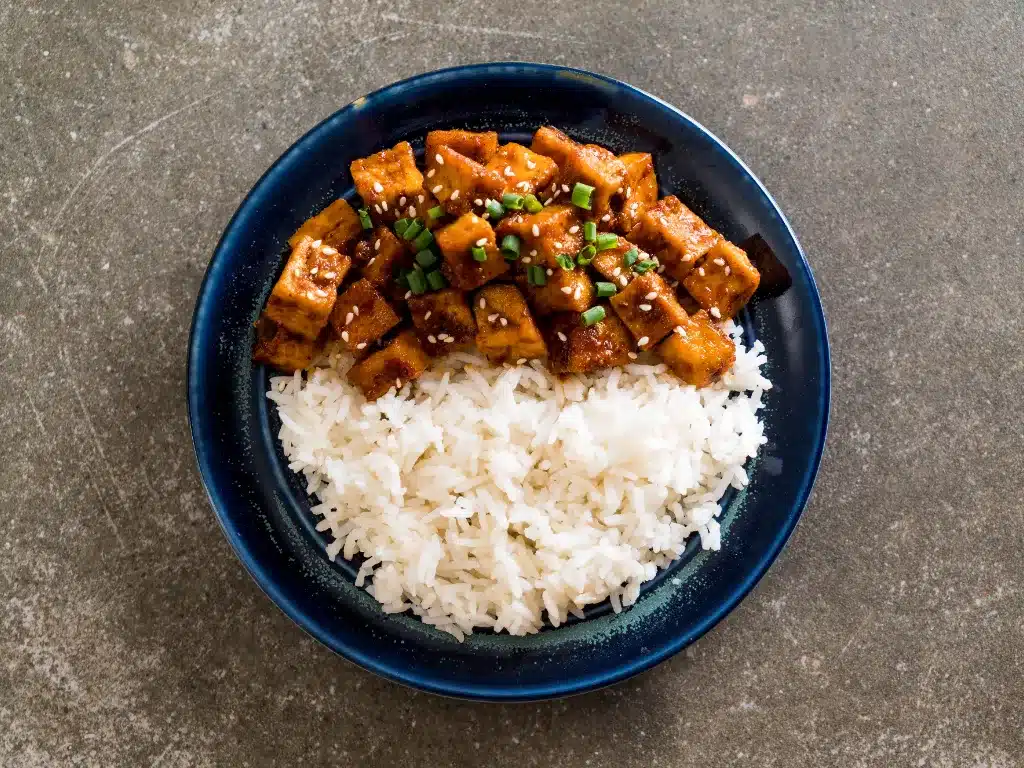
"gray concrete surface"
2,1,1022,765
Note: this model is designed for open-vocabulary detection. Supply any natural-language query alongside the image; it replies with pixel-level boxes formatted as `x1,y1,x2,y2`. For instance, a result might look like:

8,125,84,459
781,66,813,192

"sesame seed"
546,268,553,276
418,195,425,203
568,225,579,234
713,258,726,266
479,298,486,309
345,312,354,325
560,286,573,294
639,304,652,312
529,249,537,257
638,335,650,347
373,181,384,193
645,291,658,300
324,271,337,280
381,201,388,211
315,289,329,297
408,206,416,217
613,267,622,277
488,313,498,322
367,257,376,267
321,246,337,256
670,280,679,288
474,198,483,206
557,331,568,342
499,317,508,326
532,224,540,237
674,325,685,335
561,184,570,193
311,239,322,248
552,189,561,199
526,159,536,169
424,311,432,320
620,276,628,286
617,187,623,194
427,334,437,344
553,241,563,249
504,165,514,176
630,203,638,212
427,169,436,178
657,264,666,273
395,378,402,389
399,196,407,206
517,358,527,364
543,197,554,206
475,238,487,247
435,153,444,165
443,335,455,343
405,290,412,299
551,183,557,192
627,352,638,360
450,189,460,200
471,215,479,223
356,342,367,349
626,186,632,197
710,307,722,319
341,330,350,342
516,181,529,190
601,214,611,222
522,257,531,264
306,291,318,299
432,185,442,194
725,266,731,275
374,239,381,250
698,267,706,277
310,266,319,275
574,285,582,300
352,305,359,316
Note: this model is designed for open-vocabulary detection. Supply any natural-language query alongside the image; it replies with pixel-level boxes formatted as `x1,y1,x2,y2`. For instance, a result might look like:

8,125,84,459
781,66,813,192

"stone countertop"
2,1,1022,765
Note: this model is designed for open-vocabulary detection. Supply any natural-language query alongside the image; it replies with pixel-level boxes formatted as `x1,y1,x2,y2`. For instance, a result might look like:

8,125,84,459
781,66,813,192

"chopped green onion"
502,192,525,210
571,182,594,210
407,269,427,294
426,270,446,290
595,281,618,297
528,264,547,286
576,245,597,266
623,247,639,267
358,208,373,230
555,254,576,271
415,249,437,268
583,221,597,242
633,259,658,274
485,199,505,219
523,193,543,213
471,245,488,262
595,232,619,251
411,228,434,251
394,218,411,237
500,234,520,260
428,205,445,220
395,268,412,287
401,218,424,241
580,306,606,326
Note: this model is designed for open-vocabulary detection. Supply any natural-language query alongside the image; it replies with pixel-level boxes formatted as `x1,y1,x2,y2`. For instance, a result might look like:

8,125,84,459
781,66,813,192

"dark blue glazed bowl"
187,63,830,701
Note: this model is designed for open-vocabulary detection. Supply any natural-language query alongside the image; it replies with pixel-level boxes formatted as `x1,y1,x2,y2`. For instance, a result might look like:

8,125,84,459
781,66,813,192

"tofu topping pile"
253,127,762,399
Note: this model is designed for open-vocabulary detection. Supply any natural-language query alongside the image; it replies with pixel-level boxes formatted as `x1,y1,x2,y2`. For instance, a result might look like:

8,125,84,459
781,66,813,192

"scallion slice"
426,270,446,290
528,264,547,286
358,208,373,230
580,305,606,326
407,269,428,294
595,281,617,297
411,228,434,251
500,234,520,260
401,218,424,241
523,193,543,213
595,232,619,251
623,247,639,267
576,244,596,266
485,199,505,219
427,205,445,220
555,254,575,271
583,221,597,242
633,259,658,274
571,182,594,210
394,218,411,237
502,192,525,211
471,245,488,262
415,249,437,268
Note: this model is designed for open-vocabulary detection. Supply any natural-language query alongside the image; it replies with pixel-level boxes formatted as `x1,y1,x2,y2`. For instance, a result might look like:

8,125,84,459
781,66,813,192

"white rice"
267,321,770,639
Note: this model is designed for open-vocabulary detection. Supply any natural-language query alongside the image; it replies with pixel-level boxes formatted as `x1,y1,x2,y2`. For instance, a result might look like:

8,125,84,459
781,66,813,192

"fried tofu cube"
435,213,510,290
408,289,477,356
682,240,761,319
351,141,424,224
627,196,720,281
559,143,627,219
495,204,583,268
516,268,594,315
609,271,690,350
354,227,412,289
425,129,499,164
425,145,505,217
591,240,654,289
530,126,578,167
545,310,634,374
655,310,736,387
473,284,547,364
615,153,658,233
329,279,401,353
347,329,429,401
485,143,558,196
252,315,321,372
289,198,362,249
264,236,351,339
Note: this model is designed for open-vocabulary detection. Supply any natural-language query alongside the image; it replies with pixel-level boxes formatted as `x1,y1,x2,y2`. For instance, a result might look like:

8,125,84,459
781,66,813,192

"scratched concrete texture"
1,0,1023,766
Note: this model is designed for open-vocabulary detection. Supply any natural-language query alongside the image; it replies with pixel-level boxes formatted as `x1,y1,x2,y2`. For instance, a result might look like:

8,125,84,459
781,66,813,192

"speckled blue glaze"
187,62,830,701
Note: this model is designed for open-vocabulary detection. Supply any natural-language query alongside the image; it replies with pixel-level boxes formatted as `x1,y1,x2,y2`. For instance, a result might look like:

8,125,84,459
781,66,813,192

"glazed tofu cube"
559,143,626,219
545,310,634,374
627,196,720,281
473,284,547,364
615,153,658,233
425,145,505,217
408,289,477,356
351,141,424,224
347,329,429,401
609,271,690,350
655,310,736,387
252,315,321,372
516,268,594,315
485,143,558,196
495,204,583,268
264,236,352,339
355,227,412,289
289,198,362,249
530,126,578,167
682,240,761,319
435,213,510,290
591,240,654,289
329,279,401,353
425,129,499,164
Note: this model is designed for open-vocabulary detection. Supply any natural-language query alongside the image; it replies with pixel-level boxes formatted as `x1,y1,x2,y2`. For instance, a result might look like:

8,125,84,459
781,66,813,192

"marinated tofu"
609,271,690,350
435,212,510,290
627,196,720,282
530,125,579,167
264,236,352,339
531,127,626,219
616,153,658,233
655,310,736,387
252,315,321,372
485,142,558,196
425,145,505,217
350,141,424,224
347,329,429,401
425,129,499,164
355,227,413,288
289,198,362,249
545,310,634,374
495,204,583,268
682,239,760,319
473,284,547,364
517,267,594,315
408,289,477,356
329,279,401,353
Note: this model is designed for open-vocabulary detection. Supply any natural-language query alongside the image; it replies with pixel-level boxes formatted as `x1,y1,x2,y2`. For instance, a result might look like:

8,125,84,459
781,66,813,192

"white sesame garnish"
311,239,322,248
529,249,537,257
619,276,628,286
561,184,570,193
427,334,437,344
450,189,460,201
405,290,412,299
552,189,561,199
612,267,622,276
725,266,731,275
560,286,573,294
373,181,384,193
321,246,337,256
427,169,436,178
645,291,658,300
474,198,483,206
418,195,424,203
551,182,557,192
713,258,726,266
546,268,553,276
639,304,652,312
522,257,532,264
710,307,722,319
374,239,381,250
399,196,407,206
553,241,563,249
322,271,335,280
432,185,442,194
674,325,685,335
367,257,376,267
637,335,650,347
315,289,329,297
626,186,632,197
356,342,367,349
630,203,638,212
516,181,530,190
408,206,416,217
543,197,554,206
443,336,455,343
352,305,359,316
504,165,514,177
601,214,611,222
479,298,486,309
310,266,319,275
573,285,582,300
499,317,508,326
488,313,498,322
569,225,579,234
345,312,354,325
306,291,318,299
471,215,479,223
698,267,705,277
381,201,388,211
475,238,487,247
627,352,638,360
617,187,623,194
424,310,432,320
341,330,350,342
532,224,540,237
526,159,536,169
435,153,444,165
657,264,666,273
557,331,567,342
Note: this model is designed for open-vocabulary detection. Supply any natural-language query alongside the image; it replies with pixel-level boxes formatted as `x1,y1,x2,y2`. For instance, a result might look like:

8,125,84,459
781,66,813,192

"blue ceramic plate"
187,63,830,701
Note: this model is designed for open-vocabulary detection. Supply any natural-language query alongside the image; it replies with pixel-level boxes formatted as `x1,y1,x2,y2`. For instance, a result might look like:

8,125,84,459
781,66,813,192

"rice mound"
267,321,770,639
